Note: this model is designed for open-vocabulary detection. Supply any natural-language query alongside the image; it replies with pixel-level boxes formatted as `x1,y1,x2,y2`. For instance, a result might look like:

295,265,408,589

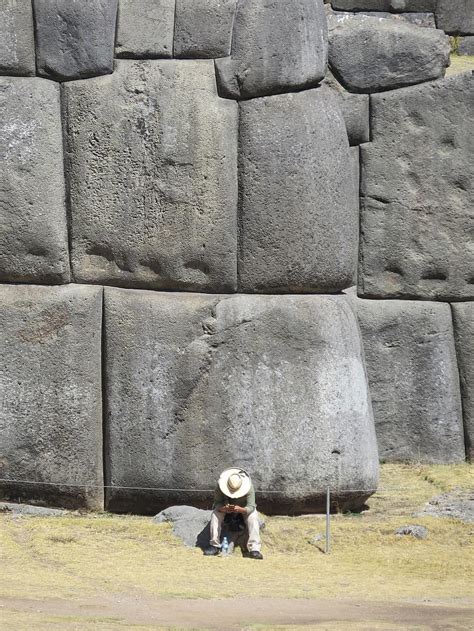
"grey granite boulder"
0,78,70,284
323,71,370,145
154,506,212,547
215,0,328,99
351,297,465,463
435,0,474,35
0,285,103,510
63,60,238,292
452,303,474,461
331,1,435,10
153,505,266,550
174,0,236,58
359,73,474,300
116,0,174,58
34,0,118,80
104,289,378,515
329,16,450,92
239,88,357,293
458,37,474,55
0,0,35,75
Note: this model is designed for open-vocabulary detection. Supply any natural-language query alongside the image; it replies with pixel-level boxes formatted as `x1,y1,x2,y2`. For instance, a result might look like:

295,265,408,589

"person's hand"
219,504,233,513
229,505,246,514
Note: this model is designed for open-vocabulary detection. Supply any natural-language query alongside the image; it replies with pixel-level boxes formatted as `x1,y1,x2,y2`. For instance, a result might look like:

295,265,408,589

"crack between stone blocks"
449,302,470,462
100,287,109,510
59,83,74,282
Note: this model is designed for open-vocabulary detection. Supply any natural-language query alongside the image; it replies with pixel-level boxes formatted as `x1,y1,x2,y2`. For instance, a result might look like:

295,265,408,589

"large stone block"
0,0,35,75
238,88,357,293
351,296,465,463
331,1,435,10
62,60,238,292
435,0,474,35
329,16,450,93
359,73,474,300
0,285,103,510
0,78,70,284
116,0,174,59
458,36,474,55
215,0,328,99
174,0,236,58
452,303,474,461
323,71,370,145
104,289,379,514
34,0,118,80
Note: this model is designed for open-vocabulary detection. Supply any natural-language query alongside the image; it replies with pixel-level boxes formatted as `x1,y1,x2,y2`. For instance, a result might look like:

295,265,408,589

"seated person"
204,467,263,559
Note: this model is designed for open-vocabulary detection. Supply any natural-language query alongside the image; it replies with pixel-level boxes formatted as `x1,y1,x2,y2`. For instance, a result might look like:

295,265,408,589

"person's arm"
244,485,256,515
213,486,227,512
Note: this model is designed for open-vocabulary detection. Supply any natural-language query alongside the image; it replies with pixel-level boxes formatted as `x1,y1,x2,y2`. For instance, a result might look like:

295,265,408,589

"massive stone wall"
0,0,472,513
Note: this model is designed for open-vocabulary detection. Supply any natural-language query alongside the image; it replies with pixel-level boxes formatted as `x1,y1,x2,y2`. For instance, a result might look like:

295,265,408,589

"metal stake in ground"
325,487,331,554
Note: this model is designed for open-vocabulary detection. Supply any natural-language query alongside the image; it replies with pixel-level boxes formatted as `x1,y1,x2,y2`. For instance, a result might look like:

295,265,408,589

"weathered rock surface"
0,502,66,516
418,491,474,522
174,0,236,58
215,0,328,99
34,0,118,80
239,88,357,293
395,525,428,539
104,289,379,514
63,60,238,292
329,16,450,92
0,0,36,75
331,1,435,10
458,36,474,55
452,303,474,461
0,78,70,284
323,71,370,145
327,8,436,29
351,297,465,463
350,147,360,285
435,0,474,35
0,285,103,510
115,0,174,58
359,73,474,300
154,506,212,547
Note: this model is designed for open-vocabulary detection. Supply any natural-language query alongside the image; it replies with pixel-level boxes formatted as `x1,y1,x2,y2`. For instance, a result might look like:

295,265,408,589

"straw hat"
218,468,252,499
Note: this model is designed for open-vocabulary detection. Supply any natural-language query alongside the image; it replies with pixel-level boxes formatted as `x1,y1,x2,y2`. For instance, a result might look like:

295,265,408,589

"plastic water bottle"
221,536,229,556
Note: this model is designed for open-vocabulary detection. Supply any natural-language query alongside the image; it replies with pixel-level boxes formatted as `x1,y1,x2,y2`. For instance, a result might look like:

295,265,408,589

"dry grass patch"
447,54,474,76
1,464,473,607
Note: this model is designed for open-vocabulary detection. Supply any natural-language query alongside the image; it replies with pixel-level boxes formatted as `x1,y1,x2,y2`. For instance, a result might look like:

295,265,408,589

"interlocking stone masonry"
0,0,35,75
34,0,118,80
104,290,379,514
0,77,69,284
328,16,450,93
359,73,474,300
63,60,238,292
0,284,103,510
216,0,328,99
238,88,357,293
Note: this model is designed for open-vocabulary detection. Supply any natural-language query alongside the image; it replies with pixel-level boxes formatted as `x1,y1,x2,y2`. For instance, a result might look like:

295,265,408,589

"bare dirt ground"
1,594,473,630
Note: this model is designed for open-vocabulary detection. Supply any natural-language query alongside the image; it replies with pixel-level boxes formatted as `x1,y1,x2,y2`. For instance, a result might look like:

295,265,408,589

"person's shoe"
248,550,263,560
203,546,220,556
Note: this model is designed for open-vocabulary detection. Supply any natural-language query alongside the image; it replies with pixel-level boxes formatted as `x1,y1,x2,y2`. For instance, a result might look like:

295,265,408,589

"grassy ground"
1,464,473,629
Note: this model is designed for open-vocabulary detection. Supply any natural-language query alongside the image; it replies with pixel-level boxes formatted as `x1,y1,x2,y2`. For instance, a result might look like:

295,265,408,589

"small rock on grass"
395,525,428,539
